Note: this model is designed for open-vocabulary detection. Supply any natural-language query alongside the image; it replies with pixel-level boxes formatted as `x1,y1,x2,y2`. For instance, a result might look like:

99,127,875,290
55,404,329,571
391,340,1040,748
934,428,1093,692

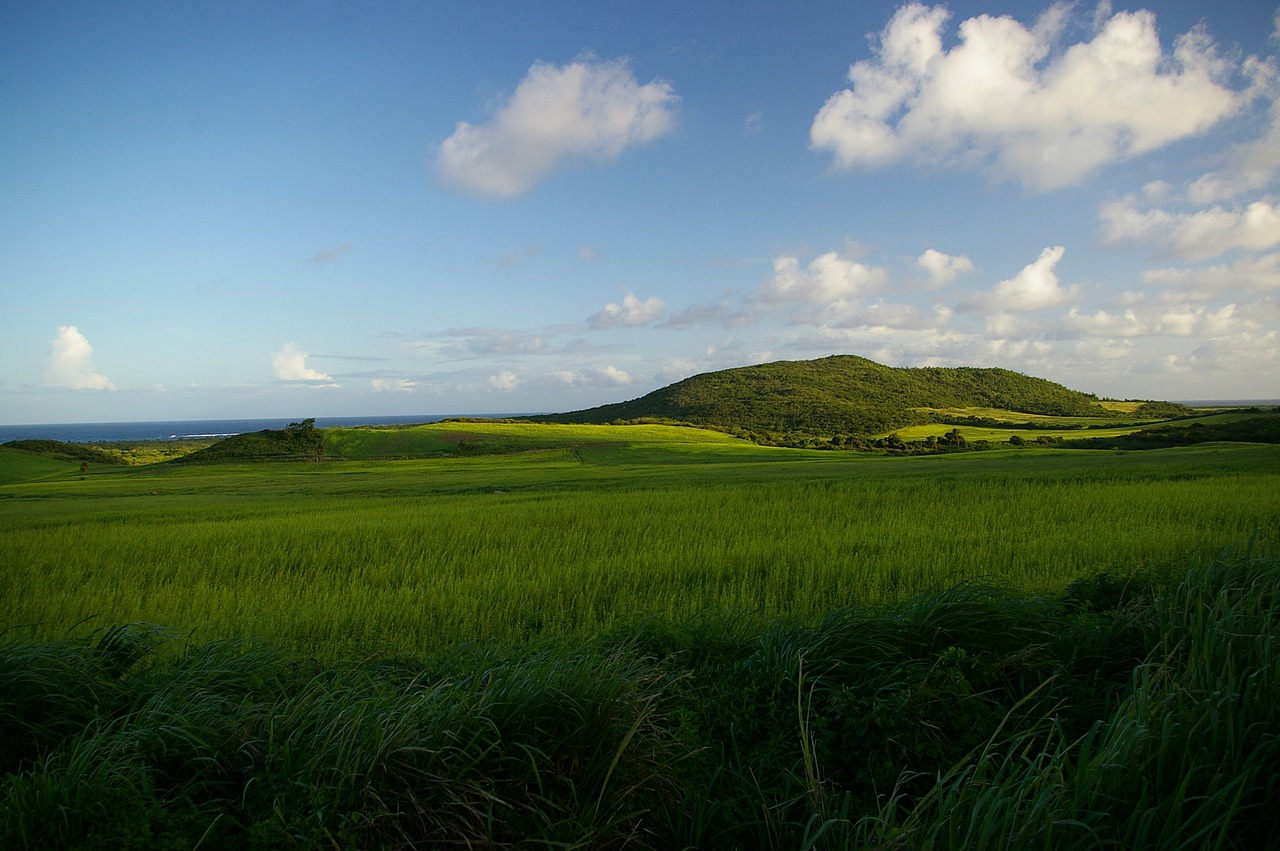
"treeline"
175,419,325,463
1068,413,1280,450
3,551,1277,849
1,440,125,466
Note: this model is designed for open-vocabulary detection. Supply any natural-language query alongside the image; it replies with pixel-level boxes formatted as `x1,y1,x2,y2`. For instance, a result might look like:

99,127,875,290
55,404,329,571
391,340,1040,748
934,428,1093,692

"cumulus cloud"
599,364,632,385
1143,252,1280,298
438,58,678,198
1062,306,1148,337
916,248,975,287
984,310,1040,337
272,342,335,383
1154,303,1249,337
488,370,519,391
758,251,889,305
1180,328,1279,377
43,325,115,390
811,3,1246,189
590,292,666,328
1100,197,1280,261
965,245,1072,311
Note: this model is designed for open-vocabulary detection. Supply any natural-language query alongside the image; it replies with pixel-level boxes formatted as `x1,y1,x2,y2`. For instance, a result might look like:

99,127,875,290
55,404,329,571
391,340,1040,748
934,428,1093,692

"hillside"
176,418,324,462
528,355,1150,437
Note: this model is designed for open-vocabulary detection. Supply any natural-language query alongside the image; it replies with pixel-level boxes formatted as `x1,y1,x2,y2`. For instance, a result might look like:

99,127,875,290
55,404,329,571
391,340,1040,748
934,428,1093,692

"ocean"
0,415,530,444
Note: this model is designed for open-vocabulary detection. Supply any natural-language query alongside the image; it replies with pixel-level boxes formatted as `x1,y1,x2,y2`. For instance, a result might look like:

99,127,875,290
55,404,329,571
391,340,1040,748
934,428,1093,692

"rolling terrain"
2,362,1278,849
525,354,1190,437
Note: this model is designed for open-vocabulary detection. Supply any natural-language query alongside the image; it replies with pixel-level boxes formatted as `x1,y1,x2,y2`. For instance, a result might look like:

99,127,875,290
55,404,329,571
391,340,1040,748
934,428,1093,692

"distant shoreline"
0,414,537,444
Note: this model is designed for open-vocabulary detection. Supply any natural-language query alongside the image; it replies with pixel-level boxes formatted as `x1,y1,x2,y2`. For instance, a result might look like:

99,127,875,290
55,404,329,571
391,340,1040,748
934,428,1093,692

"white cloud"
488,370,519,391
437,58,678,198
599,365,632,385
1183,328,1279,373
1100,197,1280,261
823,300,954,332
1143,252,1280,298
811,4,1246,190
43,325,115,390
984,310,1039,337
1062,306,1148,337
758,250,889,305
590,291,666,328
1073,337,1134,361
966,245,1072,311
272,342,335,383
1154,303,1248,337
916,248,975,287
431,328,562,358
372,378,416,393
554,365,633,387
985,338,1056,361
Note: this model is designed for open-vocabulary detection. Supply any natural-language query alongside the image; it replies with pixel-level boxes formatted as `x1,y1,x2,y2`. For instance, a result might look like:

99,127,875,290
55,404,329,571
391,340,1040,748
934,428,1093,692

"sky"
3,1,1279,425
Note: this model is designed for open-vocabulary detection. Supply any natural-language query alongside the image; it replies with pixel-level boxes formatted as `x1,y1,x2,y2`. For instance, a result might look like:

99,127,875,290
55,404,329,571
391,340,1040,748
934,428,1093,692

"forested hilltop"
528,354,1180,437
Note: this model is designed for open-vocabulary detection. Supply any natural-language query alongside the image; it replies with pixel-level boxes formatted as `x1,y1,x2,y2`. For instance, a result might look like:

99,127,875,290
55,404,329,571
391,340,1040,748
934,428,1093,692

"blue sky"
3,1,1278,424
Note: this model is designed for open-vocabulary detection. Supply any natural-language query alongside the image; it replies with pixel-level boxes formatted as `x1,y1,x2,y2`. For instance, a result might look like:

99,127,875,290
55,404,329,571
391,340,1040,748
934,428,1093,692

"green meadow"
3,421,1277,658
3,421,1279,849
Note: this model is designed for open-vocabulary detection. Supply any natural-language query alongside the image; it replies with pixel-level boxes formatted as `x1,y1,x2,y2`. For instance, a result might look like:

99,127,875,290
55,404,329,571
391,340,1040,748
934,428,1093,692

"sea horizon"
0,414,541,444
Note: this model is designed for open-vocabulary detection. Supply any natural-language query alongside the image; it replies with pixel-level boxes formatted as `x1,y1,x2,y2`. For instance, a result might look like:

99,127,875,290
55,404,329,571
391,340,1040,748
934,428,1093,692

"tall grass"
4,443,1277,657
2,551,1276,848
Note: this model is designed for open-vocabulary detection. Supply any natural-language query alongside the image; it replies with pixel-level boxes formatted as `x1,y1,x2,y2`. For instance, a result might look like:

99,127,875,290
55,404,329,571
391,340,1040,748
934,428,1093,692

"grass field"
4,421,1279,848
4,421,1276,659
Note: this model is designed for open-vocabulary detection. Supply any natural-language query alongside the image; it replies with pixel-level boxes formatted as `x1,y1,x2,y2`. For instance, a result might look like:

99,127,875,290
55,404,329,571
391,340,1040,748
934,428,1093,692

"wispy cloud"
309,243,351,265
372,378,416,393
500,245,542,269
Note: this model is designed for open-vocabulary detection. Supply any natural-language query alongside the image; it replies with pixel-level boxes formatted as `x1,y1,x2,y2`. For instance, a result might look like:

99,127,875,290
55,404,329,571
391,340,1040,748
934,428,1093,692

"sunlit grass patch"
4,437,1276,659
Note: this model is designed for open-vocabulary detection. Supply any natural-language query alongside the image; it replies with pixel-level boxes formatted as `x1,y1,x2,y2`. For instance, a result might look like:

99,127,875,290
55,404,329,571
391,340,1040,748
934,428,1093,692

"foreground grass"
2,550,1277,849
3,427,1278,658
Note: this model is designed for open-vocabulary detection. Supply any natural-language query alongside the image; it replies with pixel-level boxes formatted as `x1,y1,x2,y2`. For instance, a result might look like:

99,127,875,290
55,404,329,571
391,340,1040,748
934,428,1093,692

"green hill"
528,355,1159,437
177,419,325,462
1,440,125,466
